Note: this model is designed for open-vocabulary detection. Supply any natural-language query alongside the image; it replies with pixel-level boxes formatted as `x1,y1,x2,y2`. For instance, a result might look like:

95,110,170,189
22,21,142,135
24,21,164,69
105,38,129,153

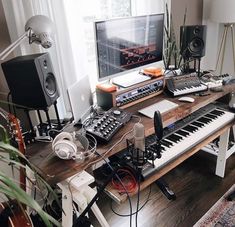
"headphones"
52,132,89,160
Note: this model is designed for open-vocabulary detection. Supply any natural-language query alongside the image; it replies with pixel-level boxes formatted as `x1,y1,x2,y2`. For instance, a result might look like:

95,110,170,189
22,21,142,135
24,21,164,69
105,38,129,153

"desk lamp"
0,15,55,60
210,0,235,74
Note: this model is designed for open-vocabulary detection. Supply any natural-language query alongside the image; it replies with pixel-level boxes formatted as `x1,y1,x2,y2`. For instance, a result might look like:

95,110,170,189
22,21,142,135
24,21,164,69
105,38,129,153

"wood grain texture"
26,84,235,185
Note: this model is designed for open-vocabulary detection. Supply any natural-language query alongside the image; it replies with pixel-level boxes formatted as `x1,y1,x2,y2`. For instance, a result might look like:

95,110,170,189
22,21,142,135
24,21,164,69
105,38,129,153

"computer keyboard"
138,100,179,118
112,72,151,88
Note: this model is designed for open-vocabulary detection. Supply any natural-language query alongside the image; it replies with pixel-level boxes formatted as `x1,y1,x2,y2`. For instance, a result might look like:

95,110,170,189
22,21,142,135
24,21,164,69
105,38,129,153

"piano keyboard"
141,104,235,179
169,83,208,96
166,73,208,96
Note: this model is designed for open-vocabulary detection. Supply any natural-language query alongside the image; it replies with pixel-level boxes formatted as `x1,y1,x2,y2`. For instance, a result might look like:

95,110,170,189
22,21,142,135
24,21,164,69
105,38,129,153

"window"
63,0,166,89
81,0,132,88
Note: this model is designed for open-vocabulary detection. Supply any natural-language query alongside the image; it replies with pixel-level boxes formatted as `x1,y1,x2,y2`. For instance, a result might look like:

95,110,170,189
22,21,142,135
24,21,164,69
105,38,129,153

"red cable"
111,168,138,194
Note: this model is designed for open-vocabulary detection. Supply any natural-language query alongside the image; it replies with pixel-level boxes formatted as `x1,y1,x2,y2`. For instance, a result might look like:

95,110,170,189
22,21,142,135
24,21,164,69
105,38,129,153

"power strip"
66,171,94,190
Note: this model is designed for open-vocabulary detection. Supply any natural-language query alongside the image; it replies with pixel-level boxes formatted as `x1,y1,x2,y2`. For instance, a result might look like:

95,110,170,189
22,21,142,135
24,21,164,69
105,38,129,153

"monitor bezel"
94,13,164,82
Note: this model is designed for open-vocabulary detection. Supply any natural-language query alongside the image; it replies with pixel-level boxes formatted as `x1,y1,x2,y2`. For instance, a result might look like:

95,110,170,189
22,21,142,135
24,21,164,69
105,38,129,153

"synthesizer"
166,73,208,96
141,104,234,178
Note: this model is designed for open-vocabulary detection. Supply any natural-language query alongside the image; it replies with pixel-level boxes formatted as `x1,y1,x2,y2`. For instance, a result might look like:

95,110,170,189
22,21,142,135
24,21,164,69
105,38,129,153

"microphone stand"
153,111,176,200
73,167,118,227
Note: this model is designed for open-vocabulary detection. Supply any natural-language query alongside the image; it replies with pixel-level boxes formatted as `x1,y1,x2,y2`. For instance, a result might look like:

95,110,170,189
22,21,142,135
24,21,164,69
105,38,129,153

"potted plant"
163,3,187,70
0,107,61,227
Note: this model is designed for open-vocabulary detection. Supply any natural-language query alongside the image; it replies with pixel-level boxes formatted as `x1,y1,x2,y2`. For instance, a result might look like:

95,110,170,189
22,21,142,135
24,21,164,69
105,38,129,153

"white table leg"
216,128,230,177
58,182,73,227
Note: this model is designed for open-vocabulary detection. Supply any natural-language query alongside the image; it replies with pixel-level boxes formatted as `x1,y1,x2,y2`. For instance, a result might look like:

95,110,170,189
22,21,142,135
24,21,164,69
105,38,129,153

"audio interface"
85,107,132,142
96,76,164,110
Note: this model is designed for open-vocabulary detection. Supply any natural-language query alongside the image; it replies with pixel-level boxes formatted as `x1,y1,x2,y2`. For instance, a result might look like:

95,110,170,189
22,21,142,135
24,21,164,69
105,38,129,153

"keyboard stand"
155,178,176,200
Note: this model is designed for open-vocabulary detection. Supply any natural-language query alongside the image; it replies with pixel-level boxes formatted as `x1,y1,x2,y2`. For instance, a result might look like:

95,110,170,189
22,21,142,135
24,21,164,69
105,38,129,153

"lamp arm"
0,31,28,61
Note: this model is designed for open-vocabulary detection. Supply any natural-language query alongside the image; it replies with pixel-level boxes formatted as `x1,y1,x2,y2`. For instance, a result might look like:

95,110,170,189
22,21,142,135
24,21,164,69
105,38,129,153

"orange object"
143,67,163,77
96,83,117,92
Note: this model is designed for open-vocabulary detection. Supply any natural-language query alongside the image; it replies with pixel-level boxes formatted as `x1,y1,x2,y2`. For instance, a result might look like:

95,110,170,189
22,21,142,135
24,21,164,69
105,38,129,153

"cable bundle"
111,168,137,194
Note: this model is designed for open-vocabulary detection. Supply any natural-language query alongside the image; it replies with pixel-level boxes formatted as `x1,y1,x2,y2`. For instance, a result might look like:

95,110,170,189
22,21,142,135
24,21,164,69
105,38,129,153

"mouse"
178,96,195,103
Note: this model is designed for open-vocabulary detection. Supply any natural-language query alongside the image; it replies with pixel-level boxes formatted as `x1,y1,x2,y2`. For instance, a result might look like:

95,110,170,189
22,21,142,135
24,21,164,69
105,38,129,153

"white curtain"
131,0,170,15
1,0,171,121
1,0,88,120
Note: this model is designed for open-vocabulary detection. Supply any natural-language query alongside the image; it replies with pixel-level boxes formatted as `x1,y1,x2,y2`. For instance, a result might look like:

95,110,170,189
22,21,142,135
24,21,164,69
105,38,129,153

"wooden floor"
90,150,235,227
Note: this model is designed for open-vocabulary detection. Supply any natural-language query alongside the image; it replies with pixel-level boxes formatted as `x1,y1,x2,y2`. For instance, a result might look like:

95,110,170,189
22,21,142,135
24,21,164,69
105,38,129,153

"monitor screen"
95,14,164,81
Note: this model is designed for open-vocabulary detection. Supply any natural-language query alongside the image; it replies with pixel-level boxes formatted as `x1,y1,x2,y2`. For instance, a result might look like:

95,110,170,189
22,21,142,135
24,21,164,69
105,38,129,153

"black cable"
135,171,141,227
7,92,12,114
95,151,133,227
110,184,152,217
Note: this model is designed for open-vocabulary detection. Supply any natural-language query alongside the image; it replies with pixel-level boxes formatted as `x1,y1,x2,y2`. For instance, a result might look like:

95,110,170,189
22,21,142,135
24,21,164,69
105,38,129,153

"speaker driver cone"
45,73,57,96
189,38,204,54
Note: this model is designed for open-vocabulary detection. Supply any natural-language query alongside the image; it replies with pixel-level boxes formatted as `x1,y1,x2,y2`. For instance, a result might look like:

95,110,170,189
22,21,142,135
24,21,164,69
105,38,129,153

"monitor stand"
112,71,151,88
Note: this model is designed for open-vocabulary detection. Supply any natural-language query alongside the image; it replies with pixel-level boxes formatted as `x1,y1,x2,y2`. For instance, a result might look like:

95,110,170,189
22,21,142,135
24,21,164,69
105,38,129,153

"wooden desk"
27,84,235,187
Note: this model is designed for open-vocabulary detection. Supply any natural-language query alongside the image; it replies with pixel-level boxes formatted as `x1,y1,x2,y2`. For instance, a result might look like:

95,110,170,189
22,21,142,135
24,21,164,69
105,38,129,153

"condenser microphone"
132,122,145,167
133,122,145,152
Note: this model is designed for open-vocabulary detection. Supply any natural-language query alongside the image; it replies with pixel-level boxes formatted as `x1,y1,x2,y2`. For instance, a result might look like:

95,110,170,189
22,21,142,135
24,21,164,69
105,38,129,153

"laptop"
67,76,93,124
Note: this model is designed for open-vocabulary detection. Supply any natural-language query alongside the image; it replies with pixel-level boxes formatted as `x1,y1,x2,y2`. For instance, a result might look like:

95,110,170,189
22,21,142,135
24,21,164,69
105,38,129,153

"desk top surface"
27,84,235,185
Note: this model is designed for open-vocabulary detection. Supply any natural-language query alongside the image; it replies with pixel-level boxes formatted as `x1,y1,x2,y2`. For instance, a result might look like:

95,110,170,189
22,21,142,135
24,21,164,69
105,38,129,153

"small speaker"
180,25,206,59
1,53,60,109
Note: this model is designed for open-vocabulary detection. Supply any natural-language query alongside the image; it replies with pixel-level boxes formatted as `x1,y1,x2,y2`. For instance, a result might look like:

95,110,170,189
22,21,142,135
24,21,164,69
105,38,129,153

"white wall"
202,0,234,76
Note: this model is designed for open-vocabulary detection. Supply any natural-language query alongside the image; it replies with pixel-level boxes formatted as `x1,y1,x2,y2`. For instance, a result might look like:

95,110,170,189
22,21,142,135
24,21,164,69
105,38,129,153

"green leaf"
0,171,61,227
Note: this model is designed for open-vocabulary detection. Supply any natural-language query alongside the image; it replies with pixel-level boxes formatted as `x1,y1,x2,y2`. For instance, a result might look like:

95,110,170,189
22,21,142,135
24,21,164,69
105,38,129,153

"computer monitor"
94,13,164,87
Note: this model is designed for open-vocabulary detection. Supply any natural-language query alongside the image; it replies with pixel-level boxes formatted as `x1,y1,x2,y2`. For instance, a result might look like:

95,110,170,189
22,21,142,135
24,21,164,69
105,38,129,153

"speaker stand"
182,57,201,77
24,109,34,134
44,108,51,128
53,101,62,130
23,101,63,142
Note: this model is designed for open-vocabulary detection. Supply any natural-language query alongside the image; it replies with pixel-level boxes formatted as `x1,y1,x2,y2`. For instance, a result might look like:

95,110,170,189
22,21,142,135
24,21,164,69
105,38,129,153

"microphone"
133,122,145,151
154,110,163,158
133,122,145,165
154,110,163,140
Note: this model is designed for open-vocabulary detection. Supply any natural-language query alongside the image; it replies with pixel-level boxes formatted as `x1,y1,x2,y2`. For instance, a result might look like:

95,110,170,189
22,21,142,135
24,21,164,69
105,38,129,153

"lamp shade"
210,0,235,23
25,15,55,48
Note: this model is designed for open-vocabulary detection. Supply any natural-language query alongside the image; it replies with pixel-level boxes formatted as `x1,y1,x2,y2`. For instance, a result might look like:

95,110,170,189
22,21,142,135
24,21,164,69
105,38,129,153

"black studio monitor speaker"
1,53,60,109
180,25,206,59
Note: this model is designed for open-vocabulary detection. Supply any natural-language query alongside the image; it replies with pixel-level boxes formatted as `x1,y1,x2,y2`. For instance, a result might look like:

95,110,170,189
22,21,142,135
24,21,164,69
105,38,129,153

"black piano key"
176,130,189,137
168,134,181,141
189,124,199,131
195,121,205,126
162,139,173,147
172,133,183,140
182,125,197,133
204,116,213,122
191,121,204,128
205,113,218,119
210,109,224,116
161,145,166,151
197,117,211,124
166,135,178,143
